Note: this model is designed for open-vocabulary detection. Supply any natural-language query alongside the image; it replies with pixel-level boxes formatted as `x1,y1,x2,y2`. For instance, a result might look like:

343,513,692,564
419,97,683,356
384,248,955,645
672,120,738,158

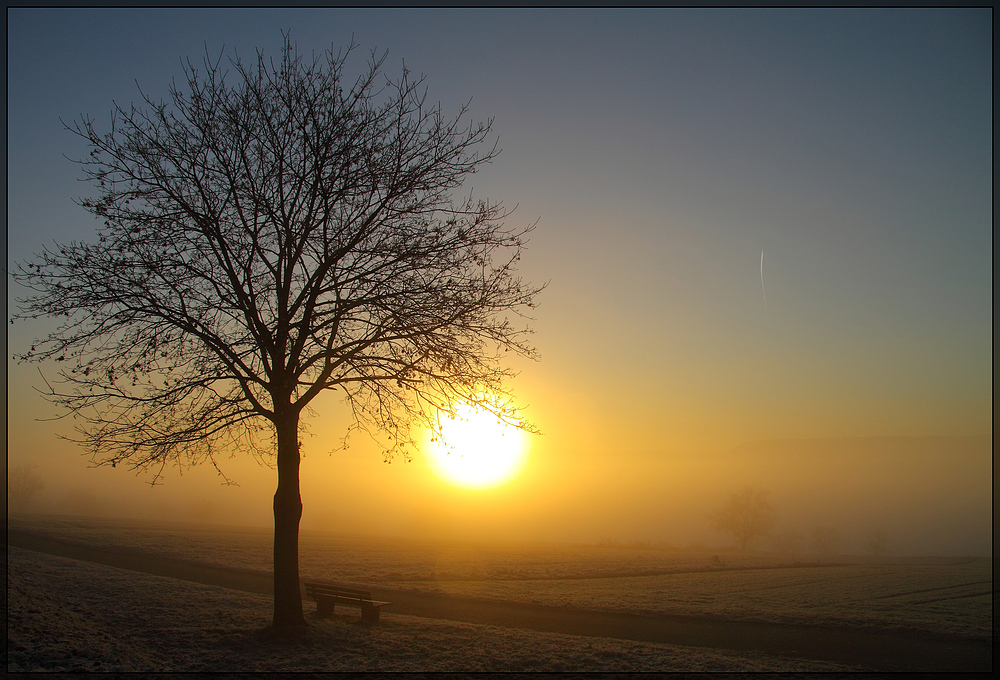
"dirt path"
7,529,990,672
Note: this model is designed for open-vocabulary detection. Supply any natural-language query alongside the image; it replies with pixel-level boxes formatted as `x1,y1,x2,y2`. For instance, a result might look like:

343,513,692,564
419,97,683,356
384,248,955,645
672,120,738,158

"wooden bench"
303,582,390,624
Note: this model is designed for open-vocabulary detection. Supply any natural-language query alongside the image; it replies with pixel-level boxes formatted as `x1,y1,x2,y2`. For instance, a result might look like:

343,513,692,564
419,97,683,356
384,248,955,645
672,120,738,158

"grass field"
8,514,990,640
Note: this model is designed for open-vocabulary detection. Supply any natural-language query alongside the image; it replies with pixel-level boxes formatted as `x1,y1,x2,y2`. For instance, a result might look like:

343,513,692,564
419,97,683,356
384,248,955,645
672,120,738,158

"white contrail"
760,250,767,311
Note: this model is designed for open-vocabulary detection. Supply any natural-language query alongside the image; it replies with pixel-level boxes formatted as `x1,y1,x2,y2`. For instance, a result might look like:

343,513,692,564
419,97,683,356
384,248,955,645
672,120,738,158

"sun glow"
426,402,529,489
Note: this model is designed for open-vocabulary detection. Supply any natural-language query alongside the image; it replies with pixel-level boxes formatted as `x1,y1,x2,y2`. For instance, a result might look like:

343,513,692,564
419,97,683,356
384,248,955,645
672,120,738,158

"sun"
426,402,528,489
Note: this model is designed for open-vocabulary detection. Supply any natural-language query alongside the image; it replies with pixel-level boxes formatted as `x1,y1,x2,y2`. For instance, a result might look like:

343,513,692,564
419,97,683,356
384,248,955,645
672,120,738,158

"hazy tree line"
710,485,888,558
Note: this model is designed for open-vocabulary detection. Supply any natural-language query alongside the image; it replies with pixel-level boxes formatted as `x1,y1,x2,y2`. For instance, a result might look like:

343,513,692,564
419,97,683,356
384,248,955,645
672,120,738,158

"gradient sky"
6,9,992,553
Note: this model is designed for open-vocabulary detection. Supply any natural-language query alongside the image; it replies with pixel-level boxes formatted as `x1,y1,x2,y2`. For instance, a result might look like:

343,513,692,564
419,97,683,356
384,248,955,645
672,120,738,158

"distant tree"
12,37,541,634
8,464,45,510
866,529,890,560
711,486,777,551
770,530,804,561
811,526,839,555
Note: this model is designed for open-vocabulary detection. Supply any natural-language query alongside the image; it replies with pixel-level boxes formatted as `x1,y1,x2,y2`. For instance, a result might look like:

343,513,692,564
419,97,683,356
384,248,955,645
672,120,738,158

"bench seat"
304,581,390,623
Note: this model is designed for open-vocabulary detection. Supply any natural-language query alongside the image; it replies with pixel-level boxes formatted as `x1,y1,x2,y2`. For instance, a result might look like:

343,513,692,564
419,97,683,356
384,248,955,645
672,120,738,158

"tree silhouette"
8,463,45,511
12,38,541,634
711,486,776,551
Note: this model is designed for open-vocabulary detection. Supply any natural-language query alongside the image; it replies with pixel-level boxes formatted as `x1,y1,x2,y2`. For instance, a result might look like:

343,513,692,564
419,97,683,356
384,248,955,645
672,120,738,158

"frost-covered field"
9,515,991,639
425,559,991,638
7,546,849,672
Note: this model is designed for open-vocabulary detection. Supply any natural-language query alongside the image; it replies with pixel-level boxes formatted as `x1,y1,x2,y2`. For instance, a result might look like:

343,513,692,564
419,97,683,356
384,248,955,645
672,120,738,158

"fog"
8,433,990,557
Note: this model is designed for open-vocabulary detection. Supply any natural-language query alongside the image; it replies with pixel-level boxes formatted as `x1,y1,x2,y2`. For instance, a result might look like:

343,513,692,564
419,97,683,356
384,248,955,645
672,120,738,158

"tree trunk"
272,408,306,631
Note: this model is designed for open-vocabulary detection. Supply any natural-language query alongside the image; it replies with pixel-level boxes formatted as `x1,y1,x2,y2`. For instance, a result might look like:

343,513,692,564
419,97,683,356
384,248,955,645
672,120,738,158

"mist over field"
8,434,990,557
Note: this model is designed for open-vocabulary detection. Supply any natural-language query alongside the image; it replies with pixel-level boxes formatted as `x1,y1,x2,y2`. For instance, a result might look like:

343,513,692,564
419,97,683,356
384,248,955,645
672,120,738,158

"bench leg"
316,597,334,617
360,602,380,624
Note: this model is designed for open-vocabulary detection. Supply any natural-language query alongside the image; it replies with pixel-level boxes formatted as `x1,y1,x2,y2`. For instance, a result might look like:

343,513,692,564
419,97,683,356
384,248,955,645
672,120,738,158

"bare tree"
711,486,776,551
12,38,541,634
810,525,839,555
866,529,890,560
8,463,45,511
